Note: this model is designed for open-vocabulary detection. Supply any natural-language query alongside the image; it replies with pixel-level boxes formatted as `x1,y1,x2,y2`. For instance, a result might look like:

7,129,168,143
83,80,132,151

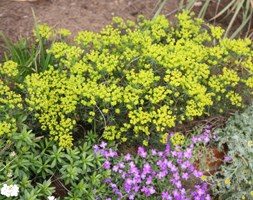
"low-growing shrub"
209,103,253,199
1,11,253,148
0,127,108,200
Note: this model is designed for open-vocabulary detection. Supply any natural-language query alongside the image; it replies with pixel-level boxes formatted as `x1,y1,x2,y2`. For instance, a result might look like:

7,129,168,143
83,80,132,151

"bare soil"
0,0,178,40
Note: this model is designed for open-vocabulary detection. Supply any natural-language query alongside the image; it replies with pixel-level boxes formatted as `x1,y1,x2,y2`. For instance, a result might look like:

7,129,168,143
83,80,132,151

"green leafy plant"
0,126,108,200
208,103,253,199
0,11,71,79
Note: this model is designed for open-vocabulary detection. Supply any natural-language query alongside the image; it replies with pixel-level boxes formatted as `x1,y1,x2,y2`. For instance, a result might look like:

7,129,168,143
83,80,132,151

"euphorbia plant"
2,11,253,148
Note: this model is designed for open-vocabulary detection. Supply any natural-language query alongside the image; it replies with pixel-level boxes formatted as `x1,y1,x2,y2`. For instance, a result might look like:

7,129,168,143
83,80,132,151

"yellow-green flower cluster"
0,61,19,78
170,132,185,146
25,66,78,148
33,23,71,41
0,79,22,136
33,24,53,40
24,11,253,147
210,25,225,39
47,42,84,67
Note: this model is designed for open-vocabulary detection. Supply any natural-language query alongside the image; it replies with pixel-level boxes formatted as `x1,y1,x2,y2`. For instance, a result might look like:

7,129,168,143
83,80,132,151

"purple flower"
171,151,177,157
124,153,132,161
213,134,217,139
173,172,180,180
142,162,152,174
157,160,167,171
176,151,183,159
157,171,168,179
206,194,211,200
195,185,206,196
158,151,164,157
100,149,108,158
172,189,179,198
112,165,119,172
124,179,132,192
108,148,117,157
224,156,232,163
137,147,147,158
93,144,99,153
129,161,135,167
182,172,189,180
192,136,198,143
133,185,139,193
166,161,173,168
118,161,125,168
193,170,203,178
181,160,191,169
129,165,139,175
146,175,153,185
110,183,117,189
121,171,126,179
100,141,107,148
205,128,211,134
170,164,178,172
162,191,172,200
141,173,146,180
184,148,192,159
151,149,157,155
181,188,186,195
175,180,182,188
149,186,156,195
104,179,111,183
141,186,149,196
103,160,111,169
204,135,210,144
177,159,182,165
129,194,135,200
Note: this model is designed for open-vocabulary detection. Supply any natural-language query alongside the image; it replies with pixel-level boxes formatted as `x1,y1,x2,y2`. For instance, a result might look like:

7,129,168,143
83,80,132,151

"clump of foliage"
0,126,109,200
94,130,215,200
1,11,253,148
209,103,253,199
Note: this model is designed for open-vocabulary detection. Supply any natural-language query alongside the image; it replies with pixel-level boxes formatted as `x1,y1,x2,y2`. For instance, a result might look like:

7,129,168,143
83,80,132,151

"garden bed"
1,1,253,200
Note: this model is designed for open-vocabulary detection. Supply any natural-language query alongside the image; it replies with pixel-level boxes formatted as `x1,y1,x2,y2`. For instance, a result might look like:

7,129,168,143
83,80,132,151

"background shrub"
20,11,253,148
0,11,252,148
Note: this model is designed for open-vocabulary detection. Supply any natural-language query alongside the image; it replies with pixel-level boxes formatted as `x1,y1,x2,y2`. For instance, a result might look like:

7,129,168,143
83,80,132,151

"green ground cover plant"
0,127,108,200
95,128,216,199
208,103,253,199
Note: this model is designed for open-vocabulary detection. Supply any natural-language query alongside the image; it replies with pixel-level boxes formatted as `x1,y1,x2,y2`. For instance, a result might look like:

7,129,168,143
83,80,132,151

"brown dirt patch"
0,0,178,40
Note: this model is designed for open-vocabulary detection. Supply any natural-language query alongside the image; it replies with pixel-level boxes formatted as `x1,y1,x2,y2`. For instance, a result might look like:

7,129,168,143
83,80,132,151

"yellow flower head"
224,179,231,185
201,175,207,181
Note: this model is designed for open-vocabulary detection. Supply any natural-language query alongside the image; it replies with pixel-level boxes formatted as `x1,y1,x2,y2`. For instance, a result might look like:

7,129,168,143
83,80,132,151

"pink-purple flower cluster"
94,128,214,199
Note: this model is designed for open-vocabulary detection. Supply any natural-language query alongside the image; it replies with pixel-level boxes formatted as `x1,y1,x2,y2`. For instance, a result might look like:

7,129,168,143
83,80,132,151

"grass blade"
230,10,252,39
209,0,236,21
224,0,245,38
185,0,197,10
152,0,168,21
198,0,211,18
